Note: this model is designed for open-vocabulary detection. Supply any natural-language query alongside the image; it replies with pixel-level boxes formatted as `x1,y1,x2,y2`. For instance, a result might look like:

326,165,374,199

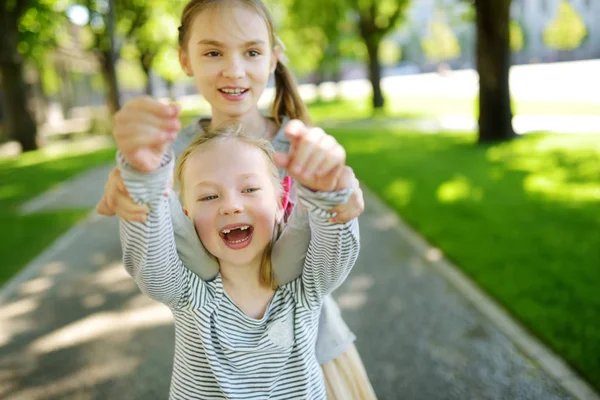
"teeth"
221,88,245,95
228,236,251,244
221,225,250,234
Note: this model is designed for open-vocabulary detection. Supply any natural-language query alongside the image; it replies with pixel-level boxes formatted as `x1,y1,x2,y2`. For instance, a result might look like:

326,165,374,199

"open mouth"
219,224,254,244
218,88,249,97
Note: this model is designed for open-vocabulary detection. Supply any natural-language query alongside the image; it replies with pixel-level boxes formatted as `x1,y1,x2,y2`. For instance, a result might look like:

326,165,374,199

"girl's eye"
243,187,260,194
199,195,217,201
204,51,220,57
247,50,260,57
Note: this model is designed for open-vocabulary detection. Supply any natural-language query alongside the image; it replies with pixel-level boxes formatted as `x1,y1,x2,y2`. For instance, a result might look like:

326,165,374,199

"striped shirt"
118,151,360,399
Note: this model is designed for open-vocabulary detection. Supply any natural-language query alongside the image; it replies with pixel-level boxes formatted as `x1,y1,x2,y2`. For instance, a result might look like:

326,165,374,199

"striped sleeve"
295,185,360,309
117,151,205,310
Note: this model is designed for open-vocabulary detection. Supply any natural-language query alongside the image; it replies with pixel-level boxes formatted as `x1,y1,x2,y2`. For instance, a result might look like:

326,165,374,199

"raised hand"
273,119,346,192
113,96,181,172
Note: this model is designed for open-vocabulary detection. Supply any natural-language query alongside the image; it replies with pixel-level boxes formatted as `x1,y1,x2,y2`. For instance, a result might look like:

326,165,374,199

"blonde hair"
175,123,283,289
177,0,312,127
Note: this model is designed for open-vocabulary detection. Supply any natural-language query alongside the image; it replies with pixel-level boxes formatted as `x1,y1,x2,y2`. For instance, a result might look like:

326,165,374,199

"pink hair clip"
281,175,294,220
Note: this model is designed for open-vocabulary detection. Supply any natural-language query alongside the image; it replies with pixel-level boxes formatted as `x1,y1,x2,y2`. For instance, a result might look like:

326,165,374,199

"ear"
183,207,190,218
179,48,193,77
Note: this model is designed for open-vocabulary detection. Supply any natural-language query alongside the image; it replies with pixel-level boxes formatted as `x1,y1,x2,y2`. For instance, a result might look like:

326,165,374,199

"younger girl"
118,122,359,399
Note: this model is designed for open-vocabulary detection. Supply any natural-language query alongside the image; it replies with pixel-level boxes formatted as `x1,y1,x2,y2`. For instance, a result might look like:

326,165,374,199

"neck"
219,257,265,290
210,106,270,140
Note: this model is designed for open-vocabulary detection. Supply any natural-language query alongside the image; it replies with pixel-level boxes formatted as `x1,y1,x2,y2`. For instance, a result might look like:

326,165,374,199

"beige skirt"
321,343,377,400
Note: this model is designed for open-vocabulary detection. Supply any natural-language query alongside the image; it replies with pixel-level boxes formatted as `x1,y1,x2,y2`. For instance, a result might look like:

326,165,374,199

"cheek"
192,211,215,244
249,59,272,83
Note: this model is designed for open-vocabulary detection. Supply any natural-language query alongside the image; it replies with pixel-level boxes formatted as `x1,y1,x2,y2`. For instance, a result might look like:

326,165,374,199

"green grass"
307,96,600,123
0,142,116,285
331,127,600,390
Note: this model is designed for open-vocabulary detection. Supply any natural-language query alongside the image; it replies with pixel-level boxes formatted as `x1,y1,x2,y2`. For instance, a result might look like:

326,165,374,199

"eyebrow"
196,39,266,47
193,173,260,189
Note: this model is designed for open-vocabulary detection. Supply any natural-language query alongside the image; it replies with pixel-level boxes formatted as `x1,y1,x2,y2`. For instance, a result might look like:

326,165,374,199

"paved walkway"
0,164,594,400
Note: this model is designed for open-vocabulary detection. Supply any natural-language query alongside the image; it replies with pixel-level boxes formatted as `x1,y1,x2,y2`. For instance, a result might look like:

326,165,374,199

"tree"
421,19,461,62
473,0,515,143
349,0,410,109
543,0,587,51
0,0,66,151
281,0,410,110
78,0,121,114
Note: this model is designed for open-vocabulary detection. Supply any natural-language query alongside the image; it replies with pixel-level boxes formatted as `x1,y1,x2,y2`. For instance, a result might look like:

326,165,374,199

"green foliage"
380,39,402,66
15,0,69,66
543,0,588,51
421,19,461,61
510,20,524,52
153,46,186,84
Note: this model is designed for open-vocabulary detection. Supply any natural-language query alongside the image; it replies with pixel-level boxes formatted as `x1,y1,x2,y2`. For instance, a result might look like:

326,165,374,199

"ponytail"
271,61,312,126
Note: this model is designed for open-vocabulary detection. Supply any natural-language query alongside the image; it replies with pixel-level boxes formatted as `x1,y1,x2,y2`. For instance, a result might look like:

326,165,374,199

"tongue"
224,228,250,242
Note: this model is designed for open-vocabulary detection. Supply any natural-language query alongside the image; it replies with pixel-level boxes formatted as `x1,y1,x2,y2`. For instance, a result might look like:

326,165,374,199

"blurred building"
393,0,600,70
512,0,600,62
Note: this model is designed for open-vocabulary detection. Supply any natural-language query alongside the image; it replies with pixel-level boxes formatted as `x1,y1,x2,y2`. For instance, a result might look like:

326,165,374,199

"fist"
113,96,181,172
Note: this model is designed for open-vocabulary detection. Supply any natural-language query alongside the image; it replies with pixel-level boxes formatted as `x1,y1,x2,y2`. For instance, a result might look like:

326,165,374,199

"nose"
222,55,245,80
219,193,244,216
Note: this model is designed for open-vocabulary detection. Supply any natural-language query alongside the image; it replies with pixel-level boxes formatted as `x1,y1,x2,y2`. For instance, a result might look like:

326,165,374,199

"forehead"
189,4,271,45
184,138,272,181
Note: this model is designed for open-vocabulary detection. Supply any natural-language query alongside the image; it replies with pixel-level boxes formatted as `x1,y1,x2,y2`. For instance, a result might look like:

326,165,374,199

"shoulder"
172,118,209,158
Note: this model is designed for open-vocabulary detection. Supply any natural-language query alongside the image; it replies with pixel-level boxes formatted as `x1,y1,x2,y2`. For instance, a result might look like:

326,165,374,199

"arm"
271,201,310,285
296,185,360,309
170,191,220,280
168,123,220,280
118,151,204,309
270,170,364,285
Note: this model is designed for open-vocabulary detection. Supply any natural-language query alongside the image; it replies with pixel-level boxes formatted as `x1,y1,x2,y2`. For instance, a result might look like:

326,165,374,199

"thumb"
334,166,353,191
273,152,291,168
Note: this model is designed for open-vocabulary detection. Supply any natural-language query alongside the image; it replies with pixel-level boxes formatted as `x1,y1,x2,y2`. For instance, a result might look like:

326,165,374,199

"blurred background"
0,0,599,399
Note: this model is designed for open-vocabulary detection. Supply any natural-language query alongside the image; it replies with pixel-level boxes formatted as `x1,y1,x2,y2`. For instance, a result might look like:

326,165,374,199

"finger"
317,144,346,178
334,165,353,191
115,123,172,153
284,119,308,144
128,97,180,119
273,152,291,169
305,134,336,177
289,128,324,175
117,209,149,223
116,109,181,133
115,195,150,216
96,197,115,216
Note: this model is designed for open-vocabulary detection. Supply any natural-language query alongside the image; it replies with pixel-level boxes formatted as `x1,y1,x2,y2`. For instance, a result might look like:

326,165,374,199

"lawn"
0,141,116,286
307,96,600,123
330,126,600,390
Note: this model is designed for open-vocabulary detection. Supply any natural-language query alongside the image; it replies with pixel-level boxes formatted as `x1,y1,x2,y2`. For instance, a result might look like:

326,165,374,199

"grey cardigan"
169,118,356,364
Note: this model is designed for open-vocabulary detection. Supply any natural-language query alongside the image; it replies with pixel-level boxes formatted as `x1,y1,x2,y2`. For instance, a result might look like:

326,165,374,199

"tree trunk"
364,36,384,109
140,51,154,96
0,2,38,151
165,79,175,101
100,50,121,114
0,61,38,151
475,0,515,143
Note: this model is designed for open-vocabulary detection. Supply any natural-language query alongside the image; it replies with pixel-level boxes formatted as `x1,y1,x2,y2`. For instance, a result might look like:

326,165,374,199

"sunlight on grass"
384,180,414,207
486,134,600,203
331,126,600,390
0,143,116,286
437,175,483,203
